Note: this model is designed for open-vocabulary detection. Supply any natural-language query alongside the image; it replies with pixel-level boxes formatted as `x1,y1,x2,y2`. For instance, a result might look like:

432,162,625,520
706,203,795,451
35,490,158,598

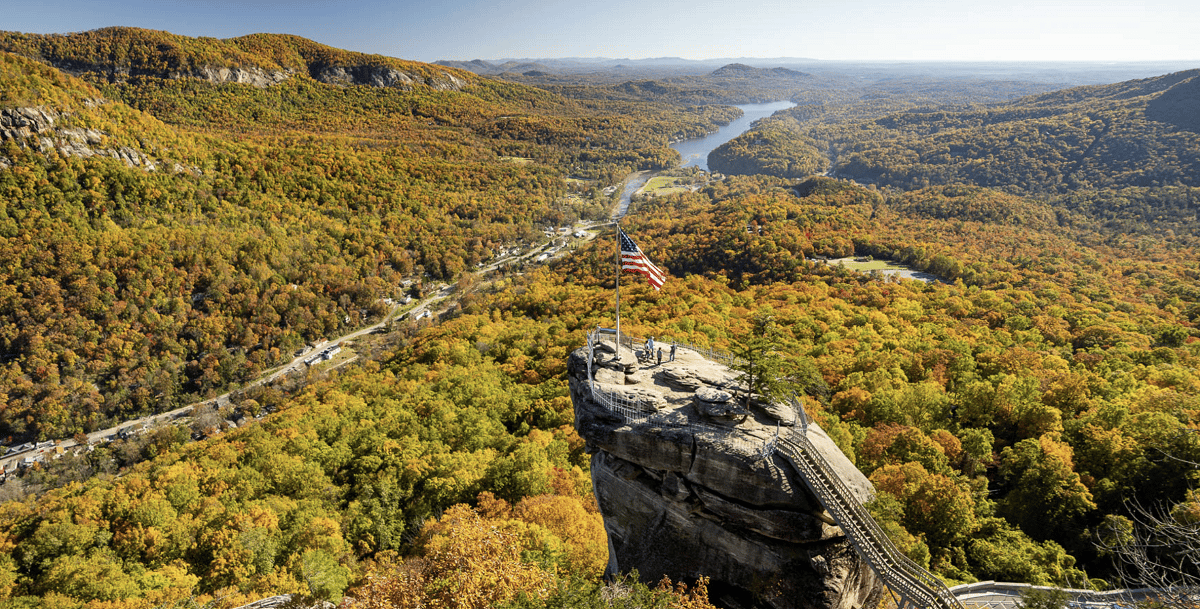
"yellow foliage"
512,494,608,575
656,575,718,609
422,505,553,607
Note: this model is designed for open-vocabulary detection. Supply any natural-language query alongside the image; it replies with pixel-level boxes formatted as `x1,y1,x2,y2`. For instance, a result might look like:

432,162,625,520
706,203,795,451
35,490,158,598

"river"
612,101,798,220
671,101,797,171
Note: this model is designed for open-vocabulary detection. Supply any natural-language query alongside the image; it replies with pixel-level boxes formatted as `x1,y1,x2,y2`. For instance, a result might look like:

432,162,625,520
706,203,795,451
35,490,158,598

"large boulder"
569,346,883,609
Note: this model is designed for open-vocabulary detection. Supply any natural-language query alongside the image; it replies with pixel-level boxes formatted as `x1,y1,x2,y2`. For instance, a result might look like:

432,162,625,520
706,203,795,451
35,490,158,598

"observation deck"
581,328,963,609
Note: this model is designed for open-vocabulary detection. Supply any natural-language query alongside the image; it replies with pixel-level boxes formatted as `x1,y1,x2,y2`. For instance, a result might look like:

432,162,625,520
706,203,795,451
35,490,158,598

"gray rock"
569,346,882,609
591,451,880,609
195,66,292,87
754,400,798,426
659,367,705,390
592,367,625,386
312,64,461,91
696,387,733,403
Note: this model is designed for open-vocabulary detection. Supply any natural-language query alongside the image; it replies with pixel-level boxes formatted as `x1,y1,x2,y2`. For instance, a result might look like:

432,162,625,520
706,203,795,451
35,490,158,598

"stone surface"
195,66,292,87
696,387,733,403
0,105,206,174
570,345,883,609
754,400,798,426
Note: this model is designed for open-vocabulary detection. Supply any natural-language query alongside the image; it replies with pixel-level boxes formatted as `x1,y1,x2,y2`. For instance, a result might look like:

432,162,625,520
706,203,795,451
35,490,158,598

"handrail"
589,328,744,368
778,428,964,609
584,329,771,455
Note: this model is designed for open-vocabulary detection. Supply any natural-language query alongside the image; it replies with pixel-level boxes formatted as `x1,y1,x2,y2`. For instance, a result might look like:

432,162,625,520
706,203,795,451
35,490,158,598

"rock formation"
39,56,465,91
310,64,467,91
0,105,172,172
569,342,883,609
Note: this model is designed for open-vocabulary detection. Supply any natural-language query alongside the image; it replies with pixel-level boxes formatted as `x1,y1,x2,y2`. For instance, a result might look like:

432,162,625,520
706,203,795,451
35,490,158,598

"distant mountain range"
437,57,1200,88
435,56,821,75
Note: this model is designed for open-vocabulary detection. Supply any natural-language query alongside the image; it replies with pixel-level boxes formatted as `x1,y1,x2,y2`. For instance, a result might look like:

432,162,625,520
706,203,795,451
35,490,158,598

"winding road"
0,182,638,476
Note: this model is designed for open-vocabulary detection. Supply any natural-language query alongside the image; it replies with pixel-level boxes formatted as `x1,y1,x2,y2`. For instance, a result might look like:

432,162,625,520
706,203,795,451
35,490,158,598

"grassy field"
641,176,690,195
822,257,941,283
499,156,534,165
828,257,910,272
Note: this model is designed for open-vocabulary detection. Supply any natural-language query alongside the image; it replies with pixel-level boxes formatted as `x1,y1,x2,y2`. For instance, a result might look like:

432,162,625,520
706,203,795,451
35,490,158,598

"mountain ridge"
0,27,476,91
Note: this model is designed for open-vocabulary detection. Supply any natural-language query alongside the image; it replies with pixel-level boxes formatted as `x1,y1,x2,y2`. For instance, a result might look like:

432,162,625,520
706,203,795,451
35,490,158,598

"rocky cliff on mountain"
568,344,883,609
39,57,463,90
0,105,168,171
310,64,467,90
0,28,470,91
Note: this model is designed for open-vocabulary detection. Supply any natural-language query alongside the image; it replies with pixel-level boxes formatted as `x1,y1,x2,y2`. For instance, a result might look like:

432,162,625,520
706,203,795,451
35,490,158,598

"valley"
0,25,1196,609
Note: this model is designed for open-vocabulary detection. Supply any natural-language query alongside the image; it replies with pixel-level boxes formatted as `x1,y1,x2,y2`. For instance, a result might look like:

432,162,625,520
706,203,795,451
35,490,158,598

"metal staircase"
776,425,965,609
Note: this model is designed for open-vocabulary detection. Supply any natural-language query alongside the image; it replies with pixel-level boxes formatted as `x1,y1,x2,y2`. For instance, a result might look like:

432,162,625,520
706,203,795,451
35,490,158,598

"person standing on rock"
670,344,676,362
656,347,663,365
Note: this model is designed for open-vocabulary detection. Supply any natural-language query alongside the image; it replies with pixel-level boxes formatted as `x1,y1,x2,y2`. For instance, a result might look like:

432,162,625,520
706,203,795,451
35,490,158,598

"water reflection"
671,101,797,171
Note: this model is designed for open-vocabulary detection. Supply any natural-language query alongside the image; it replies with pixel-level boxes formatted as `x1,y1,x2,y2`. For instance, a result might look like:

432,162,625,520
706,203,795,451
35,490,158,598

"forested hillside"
711,70,1200,219
0,33,738,443
828,70,1200,193
0,27,1197,609
2,173,1195,606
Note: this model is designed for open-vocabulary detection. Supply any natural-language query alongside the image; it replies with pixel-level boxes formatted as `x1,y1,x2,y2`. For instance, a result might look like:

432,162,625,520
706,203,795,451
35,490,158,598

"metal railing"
778,429,964,609
589,328,743,368
584,328,769,455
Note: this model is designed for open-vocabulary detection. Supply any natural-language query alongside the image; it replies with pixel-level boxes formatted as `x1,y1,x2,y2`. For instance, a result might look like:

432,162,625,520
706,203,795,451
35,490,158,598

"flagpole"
615,221,621,355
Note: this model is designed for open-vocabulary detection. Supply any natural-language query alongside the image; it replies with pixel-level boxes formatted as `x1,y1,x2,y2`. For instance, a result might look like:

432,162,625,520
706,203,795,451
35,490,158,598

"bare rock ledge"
569,345,883,609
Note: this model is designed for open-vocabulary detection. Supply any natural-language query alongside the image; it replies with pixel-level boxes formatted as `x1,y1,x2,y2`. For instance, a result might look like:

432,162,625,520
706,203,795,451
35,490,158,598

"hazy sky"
8,0,1199,63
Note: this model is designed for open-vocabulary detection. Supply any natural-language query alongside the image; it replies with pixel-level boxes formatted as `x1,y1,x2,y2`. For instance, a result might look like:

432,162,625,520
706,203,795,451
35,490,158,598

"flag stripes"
619,228,666,289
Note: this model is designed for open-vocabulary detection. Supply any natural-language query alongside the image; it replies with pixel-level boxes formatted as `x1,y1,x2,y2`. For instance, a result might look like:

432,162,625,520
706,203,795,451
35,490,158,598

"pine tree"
731,310,791,408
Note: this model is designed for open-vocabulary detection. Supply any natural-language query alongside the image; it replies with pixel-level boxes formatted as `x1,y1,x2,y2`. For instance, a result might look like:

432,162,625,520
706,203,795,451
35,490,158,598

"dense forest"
710,69,1200,237
0,33,740,443
0,27,1197,609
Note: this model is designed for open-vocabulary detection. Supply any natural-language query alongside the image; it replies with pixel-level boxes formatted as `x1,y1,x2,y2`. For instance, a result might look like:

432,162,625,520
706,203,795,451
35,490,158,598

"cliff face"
568,344,883,609
43,58,464,91
0,105,168,171
0,28,470,91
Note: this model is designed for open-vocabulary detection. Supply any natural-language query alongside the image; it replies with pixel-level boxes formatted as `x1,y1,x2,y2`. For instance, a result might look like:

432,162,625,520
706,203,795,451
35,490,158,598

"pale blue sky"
7,0,1198,63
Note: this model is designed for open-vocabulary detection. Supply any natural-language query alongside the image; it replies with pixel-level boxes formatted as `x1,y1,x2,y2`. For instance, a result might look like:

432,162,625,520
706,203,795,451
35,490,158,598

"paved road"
950,581,1168,609
0,220,608,474
0,283,462,473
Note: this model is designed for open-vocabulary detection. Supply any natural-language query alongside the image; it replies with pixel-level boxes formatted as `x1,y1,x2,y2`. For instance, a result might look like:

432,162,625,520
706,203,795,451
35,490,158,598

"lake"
671,101,798,171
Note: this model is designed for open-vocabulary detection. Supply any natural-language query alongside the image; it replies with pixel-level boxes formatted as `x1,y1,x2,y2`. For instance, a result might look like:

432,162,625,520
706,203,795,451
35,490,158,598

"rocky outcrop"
311,64,467,91
231,594,334,609
36,58,292,88
0,105,199,173
0,106,63,138
39,55,464,91
569,345,883,609
195,66,293,87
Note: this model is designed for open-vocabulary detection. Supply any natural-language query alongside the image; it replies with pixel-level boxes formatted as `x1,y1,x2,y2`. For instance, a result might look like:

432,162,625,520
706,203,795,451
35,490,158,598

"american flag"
619,228,666,290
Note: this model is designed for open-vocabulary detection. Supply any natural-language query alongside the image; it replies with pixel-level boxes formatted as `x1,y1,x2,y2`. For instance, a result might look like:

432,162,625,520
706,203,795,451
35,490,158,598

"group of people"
643,336,675,365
